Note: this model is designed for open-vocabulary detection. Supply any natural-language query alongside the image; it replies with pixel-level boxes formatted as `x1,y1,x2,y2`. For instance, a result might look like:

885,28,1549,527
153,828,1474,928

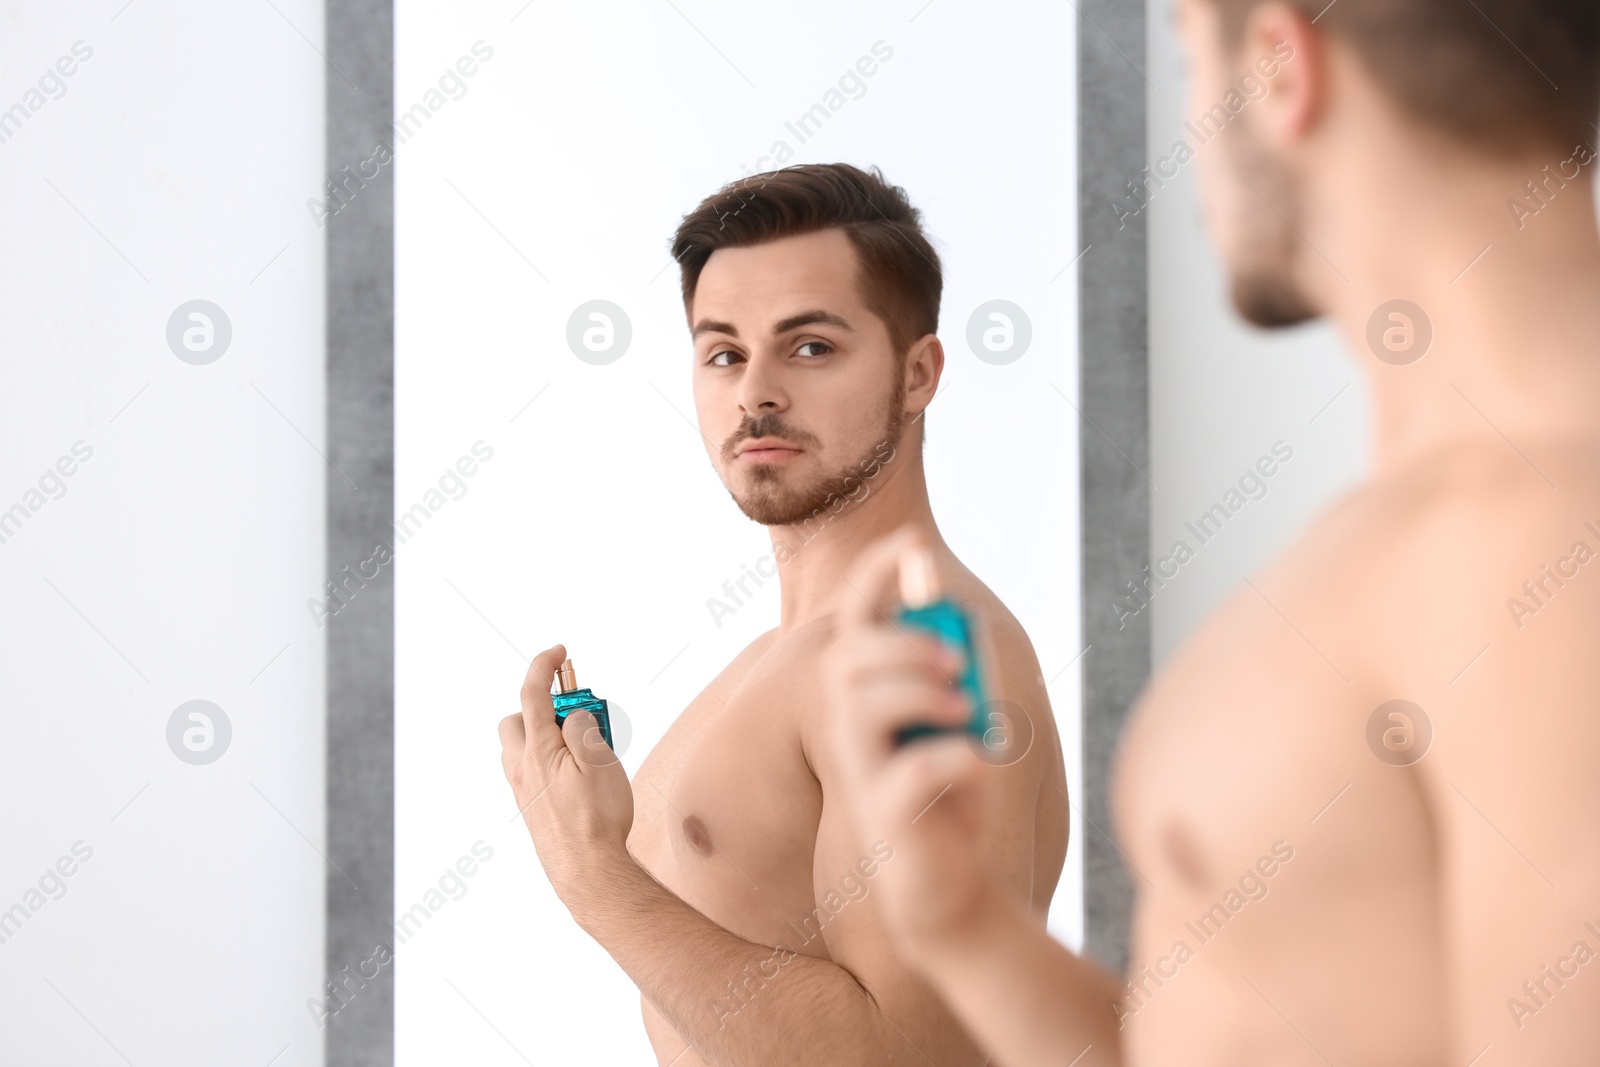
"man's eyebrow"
690,309,855,341
691,318,740,340
773,309,854,335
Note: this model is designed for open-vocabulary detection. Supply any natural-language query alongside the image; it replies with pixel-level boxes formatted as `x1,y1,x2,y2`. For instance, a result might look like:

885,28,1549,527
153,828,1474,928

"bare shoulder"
803,552,1066,792
1291,444,1600,681
946,562,1061,747
1319,444,1600,1060
944,557,1071,904
1292,440,1600,854
779,615,843,764
959,574,1050,687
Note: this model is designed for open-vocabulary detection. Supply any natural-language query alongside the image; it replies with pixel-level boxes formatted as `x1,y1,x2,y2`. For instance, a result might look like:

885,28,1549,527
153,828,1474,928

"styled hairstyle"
1211,0,1600,155
669,163,943,361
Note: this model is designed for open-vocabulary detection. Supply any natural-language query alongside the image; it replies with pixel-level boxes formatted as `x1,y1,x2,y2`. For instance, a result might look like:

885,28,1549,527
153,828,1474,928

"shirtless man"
497,163,1069,1065
824,2,1600,1065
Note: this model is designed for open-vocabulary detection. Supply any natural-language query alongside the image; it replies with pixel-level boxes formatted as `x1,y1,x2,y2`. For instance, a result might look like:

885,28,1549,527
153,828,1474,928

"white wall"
1145,0,1369,665
394,1,1080,1062
0,4,327,1065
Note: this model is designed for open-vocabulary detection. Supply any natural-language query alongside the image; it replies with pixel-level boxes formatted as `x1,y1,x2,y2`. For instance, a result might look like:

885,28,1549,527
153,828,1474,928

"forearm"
570,852,927,1067
911,883,1125,1067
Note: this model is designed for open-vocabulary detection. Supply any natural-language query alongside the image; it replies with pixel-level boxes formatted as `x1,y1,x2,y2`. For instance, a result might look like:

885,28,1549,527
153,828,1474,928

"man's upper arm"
1418,636,1600,1062
1389,490,1600,1062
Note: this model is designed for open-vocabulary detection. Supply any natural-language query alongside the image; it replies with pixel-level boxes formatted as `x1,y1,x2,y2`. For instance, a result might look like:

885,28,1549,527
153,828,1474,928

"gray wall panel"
325,0,395,1063
1077,0,1148,976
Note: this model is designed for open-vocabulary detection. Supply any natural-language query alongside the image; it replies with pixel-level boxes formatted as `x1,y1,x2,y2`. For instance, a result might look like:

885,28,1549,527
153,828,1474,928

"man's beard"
1225,124,1319,329
719,376,905,527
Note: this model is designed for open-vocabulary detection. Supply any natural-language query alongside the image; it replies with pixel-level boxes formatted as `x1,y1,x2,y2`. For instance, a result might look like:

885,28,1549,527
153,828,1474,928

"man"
498,163,1069,1065
824,2,1600,1065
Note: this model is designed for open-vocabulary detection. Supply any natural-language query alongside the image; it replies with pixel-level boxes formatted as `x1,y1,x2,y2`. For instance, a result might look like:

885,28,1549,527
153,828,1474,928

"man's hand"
824,530,1125,1067
823,527,1006,960
499,643,635,912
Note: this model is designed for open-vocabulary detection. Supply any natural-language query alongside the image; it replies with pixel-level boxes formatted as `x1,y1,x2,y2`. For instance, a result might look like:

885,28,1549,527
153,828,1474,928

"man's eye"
708,350,743,367
797,341,832,358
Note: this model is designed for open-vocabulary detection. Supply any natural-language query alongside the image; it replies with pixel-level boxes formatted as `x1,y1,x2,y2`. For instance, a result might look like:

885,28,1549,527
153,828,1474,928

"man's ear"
904,333,943,419
1243,2,1325,148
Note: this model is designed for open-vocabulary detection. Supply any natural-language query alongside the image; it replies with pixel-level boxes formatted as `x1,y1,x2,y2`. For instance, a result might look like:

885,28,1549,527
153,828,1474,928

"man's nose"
735,352,789,416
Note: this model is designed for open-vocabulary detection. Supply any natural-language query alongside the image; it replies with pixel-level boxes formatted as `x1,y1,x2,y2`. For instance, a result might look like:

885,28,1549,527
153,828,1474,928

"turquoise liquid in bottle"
892,548,990,748
551,658,615,750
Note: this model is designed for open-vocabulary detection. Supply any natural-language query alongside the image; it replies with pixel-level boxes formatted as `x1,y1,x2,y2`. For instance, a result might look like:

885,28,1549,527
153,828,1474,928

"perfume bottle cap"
898,545,942,608
554,658,578,693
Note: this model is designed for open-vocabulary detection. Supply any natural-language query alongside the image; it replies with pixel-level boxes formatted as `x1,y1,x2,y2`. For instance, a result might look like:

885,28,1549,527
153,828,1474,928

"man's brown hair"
1212,0,1600,155
669,163,942,362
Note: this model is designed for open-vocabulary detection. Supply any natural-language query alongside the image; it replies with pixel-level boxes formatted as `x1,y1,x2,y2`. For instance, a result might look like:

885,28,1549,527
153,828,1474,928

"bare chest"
1114,589,1368,877
1113,586,1447,1065
628,635,827,947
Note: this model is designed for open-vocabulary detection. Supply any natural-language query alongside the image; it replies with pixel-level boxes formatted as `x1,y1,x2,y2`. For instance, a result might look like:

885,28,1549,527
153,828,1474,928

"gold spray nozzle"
898,545,942,609
554,658,578,693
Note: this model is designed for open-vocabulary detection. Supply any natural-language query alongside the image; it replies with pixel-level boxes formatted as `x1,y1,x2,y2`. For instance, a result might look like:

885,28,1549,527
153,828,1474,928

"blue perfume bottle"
552,658,615,750
892,548,991,748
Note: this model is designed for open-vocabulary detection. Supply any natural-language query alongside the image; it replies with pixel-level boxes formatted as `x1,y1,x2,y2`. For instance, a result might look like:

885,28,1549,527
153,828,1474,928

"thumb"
880,735,986,827
839,525,930,630
561,705,621,769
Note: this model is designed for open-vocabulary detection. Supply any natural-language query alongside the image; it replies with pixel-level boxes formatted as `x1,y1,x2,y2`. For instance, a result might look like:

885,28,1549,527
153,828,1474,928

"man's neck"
1308,135,1600,479
765,437,943,630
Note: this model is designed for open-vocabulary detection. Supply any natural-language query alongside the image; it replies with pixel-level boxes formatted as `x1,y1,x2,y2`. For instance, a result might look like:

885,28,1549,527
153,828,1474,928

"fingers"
519,643,570,770
847,662,971,741
499,714,528,791
828,627,968,765
876,732,986,829
841,627,964,684
560,706,621,770
498,712,526,754
837,525,929,630
886,627,965,689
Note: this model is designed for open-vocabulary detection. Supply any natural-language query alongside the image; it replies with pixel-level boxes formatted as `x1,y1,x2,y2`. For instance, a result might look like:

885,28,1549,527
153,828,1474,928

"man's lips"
735,439,805,463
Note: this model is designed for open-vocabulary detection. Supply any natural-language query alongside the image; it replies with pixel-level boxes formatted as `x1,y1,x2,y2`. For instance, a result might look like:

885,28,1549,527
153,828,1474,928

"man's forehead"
699,230,859,291
691,232,865,337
